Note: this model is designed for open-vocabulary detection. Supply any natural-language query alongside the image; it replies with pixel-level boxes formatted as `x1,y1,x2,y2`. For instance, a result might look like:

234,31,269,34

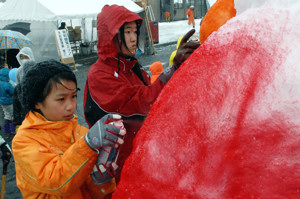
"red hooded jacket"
83,5,164,183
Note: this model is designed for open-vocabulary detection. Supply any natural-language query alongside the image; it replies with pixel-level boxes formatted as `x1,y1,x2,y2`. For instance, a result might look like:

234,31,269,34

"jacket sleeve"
186,9,190,16
8,84,14,96
88,69,165,116
12,132,114,197
13,85,22,125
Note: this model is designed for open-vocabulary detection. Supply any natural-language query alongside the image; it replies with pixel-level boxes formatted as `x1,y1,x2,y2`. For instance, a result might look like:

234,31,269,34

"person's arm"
158,29,200,84
9,84,14,96
88,31,199,117
12,119,124,196
13,134,98,195
88,70,164,117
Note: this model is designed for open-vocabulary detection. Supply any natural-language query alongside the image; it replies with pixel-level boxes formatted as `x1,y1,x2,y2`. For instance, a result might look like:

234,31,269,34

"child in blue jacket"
0,67,15,133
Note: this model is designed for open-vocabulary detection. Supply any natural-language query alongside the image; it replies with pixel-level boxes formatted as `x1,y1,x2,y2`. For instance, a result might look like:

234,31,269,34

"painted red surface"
113,4,300,199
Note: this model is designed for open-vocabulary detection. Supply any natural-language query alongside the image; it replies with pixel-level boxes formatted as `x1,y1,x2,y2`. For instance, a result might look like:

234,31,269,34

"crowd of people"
0,4,200,199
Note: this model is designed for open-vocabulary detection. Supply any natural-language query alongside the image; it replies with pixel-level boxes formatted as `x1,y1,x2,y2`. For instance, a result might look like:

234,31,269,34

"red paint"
113,5,300,199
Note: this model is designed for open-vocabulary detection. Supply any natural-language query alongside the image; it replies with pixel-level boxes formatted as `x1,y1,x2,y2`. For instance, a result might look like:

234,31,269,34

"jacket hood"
97,5,143,61
16,60,36,85
16,47,35,66
0,68,9,82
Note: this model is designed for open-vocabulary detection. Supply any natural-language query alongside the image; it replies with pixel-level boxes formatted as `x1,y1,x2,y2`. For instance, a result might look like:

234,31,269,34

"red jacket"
83,5,164,183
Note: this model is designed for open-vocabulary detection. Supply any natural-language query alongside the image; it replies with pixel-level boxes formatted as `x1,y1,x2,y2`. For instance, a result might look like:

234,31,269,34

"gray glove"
90,146,119,185
85,114,125,153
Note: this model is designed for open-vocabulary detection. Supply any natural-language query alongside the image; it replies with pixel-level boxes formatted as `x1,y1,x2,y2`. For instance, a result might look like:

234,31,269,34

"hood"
149,61,163,75
16,47,35,66
16,60,36,85
0,68,9,82
97,5,143,61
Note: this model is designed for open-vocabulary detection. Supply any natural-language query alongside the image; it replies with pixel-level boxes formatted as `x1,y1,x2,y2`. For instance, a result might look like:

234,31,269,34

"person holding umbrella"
15,47,35,84
0,30,32,67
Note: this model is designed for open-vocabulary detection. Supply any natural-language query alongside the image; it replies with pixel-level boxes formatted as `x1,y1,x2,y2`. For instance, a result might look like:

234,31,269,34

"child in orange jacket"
12,60,126,199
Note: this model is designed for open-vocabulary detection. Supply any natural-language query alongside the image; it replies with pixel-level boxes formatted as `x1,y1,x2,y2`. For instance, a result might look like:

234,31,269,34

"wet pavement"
0,42,176,198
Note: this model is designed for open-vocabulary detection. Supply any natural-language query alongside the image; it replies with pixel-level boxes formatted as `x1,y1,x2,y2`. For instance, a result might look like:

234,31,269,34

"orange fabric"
150,61,163,84
200,0,236,43
12,111,116,199
186,9,195,26
164,11,170,19
186,8,195,19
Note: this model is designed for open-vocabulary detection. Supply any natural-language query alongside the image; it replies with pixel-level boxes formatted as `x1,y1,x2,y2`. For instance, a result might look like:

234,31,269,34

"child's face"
115,21,137,57
35,80,77,121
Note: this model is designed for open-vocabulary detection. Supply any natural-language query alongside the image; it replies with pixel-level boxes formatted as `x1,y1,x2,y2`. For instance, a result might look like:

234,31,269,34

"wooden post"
142,0,156,54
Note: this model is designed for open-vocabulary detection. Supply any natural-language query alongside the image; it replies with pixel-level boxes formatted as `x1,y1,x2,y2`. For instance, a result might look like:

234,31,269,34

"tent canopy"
0,0,143,21
0,0,144,62
40,0,144,19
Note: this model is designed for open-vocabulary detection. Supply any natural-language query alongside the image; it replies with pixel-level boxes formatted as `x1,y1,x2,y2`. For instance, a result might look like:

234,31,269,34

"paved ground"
0,42,177,198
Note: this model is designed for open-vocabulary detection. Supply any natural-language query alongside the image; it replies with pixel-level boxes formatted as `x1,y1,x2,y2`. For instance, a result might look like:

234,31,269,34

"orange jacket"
186,8,195,20
12,111,116,199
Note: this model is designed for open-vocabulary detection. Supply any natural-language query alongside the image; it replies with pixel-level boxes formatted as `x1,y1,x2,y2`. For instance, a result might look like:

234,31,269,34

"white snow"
158,19,202,44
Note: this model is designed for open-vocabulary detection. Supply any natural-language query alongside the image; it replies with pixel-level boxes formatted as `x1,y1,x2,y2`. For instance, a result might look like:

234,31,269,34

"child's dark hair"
21,60,77,113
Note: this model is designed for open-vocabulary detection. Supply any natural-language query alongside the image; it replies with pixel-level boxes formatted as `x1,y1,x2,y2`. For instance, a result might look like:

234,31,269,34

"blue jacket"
0,68,14,105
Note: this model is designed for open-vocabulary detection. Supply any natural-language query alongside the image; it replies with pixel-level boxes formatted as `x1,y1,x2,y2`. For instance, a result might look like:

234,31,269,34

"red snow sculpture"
113,2,300,199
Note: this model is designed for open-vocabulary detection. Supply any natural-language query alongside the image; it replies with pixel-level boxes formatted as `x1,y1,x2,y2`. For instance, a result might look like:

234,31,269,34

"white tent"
0,0,143,62
39,0,143,19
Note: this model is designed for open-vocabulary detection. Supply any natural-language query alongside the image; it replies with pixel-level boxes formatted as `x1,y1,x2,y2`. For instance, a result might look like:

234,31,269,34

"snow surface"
159,19,202,44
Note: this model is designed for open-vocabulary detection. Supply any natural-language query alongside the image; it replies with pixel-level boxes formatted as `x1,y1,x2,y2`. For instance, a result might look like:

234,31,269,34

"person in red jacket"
83,5,199,184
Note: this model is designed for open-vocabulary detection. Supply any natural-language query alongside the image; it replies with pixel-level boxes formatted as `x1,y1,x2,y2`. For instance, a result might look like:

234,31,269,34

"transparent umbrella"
0,30,33,65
